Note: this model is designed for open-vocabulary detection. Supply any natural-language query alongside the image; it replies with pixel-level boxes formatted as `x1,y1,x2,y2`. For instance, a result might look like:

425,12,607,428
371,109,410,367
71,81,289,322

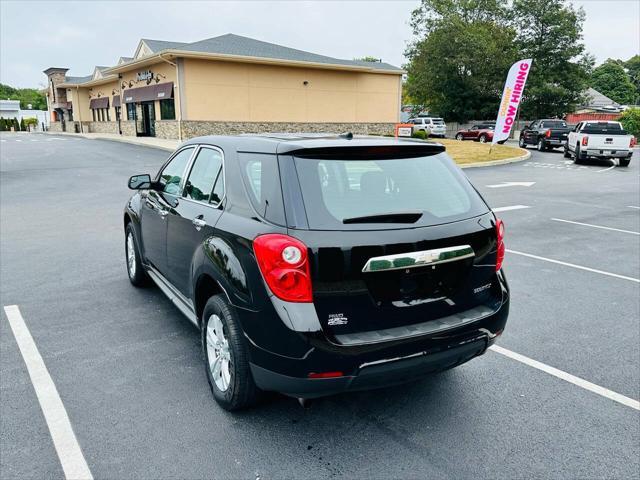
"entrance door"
138,101,156,137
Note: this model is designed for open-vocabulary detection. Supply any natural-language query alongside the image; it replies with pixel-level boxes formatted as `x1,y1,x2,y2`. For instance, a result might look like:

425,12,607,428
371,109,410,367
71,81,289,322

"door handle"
192,217,206,231
145,198,155,209
158,209,168,218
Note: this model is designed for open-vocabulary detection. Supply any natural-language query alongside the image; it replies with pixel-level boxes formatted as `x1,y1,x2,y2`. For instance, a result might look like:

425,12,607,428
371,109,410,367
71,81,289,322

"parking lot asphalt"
1,132,639,479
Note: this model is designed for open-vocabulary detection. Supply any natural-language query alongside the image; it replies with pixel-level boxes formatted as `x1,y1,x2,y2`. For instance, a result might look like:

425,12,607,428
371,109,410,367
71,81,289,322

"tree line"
0,83,47,110
404,0,636,122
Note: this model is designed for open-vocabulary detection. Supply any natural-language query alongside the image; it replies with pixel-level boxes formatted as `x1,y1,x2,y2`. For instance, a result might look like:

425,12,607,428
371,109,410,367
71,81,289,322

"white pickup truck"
565,121,635,167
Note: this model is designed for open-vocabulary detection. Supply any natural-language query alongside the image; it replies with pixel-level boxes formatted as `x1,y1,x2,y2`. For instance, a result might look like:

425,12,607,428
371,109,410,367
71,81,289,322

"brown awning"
123,82,174,103
112,95,121,108
89,97,109,109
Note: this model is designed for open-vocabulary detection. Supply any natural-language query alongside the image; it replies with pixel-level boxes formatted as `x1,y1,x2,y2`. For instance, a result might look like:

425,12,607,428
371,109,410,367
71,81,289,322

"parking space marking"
3,305,93,480
596,163,616,173
506,249,640,283
551,218,640,236
493,205,531,213
490,345,640,411
628,206,640,210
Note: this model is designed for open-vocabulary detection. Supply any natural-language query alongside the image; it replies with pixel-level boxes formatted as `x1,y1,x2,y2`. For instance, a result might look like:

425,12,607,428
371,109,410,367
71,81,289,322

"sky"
1,0,638,88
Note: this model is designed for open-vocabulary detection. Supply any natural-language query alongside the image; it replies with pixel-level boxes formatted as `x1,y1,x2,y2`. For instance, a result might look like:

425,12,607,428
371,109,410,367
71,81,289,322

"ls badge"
328,313,348,326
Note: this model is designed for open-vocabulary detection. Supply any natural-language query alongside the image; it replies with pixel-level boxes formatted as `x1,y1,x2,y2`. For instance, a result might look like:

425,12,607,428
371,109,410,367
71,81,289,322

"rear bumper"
250,337,488,398
585,149,632,158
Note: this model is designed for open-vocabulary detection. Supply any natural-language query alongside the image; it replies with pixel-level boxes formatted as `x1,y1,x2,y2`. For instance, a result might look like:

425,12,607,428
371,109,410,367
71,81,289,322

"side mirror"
128,174,151,190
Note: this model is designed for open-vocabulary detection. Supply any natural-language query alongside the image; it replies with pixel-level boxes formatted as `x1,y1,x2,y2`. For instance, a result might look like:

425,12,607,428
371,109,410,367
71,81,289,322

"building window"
92,109,96,122
127,103,136,120
115,106,121,121
106,108,111,122
68,110,73,121
160,98,175,120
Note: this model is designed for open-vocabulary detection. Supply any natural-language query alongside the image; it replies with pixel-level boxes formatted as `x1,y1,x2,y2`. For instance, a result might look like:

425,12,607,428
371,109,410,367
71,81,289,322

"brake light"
545,129,551,138
582,136,588,146
495,218,505,271
631,137,637,148
308,371,344,379
253,234,312,302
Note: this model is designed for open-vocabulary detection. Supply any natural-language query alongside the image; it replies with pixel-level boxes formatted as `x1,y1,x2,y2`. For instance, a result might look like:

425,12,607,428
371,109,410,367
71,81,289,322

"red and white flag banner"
492,59,532,145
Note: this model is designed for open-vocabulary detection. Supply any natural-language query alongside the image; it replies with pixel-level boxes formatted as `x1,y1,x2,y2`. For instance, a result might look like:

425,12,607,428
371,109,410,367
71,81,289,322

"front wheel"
479,135,487,143
202,295,260,411
519,136,526,148
455,133,464,141
125,223,149,287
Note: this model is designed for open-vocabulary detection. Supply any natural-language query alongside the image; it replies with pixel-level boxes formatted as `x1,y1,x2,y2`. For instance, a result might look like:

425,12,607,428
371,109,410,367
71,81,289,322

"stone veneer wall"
49,122,63,132
82,122,119,134
120,121,136,137
180,121,396,139
154,120,180,139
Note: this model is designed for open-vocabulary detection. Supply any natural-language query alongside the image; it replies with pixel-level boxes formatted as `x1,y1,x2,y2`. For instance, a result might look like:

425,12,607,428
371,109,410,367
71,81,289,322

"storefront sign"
136,70,153,82
395,123,413,138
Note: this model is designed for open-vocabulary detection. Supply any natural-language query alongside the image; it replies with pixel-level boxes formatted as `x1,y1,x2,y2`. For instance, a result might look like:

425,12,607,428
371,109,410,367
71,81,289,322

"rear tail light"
545,129,551,138
631,137,637,148
582,136,588,146
253,234,312,302
495,218,505,271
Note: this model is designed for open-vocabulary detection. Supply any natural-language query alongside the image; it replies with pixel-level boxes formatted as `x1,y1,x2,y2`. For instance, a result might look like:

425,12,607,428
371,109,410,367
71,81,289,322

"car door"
524,121,538,144
166,145,225,297
467,126,479,139
140,146,195,273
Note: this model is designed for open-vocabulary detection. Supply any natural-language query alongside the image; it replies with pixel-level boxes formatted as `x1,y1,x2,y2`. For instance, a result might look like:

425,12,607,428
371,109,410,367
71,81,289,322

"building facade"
44,34,403,139
0,100,49,130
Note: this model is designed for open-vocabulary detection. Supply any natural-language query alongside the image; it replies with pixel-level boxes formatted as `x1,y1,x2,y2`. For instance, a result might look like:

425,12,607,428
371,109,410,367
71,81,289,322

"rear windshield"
293,152,489,230
581,122,626,134
432,118,445,125
541,121,567,128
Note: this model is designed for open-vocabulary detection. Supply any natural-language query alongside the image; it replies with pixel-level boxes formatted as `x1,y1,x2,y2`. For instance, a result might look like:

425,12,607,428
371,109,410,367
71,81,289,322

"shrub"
619,108,640,139
412,130,428,140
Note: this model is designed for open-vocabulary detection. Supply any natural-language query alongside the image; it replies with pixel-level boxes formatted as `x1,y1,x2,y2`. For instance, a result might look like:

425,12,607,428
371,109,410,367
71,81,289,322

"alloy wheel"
126,232,136,278
206,314,232,392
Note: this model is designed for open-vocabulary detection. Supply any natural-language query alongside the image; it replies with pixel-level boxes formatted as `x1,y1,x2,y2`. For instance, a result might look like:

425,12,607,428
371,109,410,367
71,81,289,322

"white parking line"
628,206,640,210
490,345,640,411
551,217,640,236
506,249,640,283
493,205,531,213
596,163,616,173
3,305,93,480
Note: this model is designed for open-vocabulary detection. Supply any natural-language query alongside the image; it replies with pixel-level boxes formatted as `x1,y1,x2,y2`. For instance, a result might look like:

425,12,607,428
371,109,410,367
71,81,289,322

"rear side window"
238,153,286,226
184,147,223,204
294,152,489,230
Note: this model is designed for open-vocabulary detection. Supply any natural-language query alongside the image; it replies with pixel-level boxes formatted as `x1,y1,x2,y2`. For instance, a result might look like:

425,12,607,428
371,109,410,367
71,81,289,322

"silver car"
410,117,447,138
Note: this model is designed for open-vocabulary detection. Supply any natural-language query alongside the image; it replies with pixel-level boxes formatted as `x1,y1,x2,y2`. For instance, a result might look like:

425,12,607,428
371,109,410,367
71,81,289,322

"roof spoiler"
288,143,446,160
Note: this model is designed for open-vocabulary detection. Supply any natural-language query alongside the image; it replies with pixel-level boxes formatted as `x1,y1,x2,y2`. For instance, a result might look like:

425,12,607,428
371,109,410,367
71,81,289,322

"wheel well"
194,275,224,325
124,213,132,229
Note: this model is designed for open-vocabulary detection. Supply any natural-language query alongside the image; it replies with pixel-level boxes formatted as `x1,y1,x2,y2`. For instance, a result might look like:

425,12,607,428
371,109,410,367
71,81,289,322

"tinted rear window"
541,121,567,128
432,118,445,124
582,122,626,134
294,152,489,230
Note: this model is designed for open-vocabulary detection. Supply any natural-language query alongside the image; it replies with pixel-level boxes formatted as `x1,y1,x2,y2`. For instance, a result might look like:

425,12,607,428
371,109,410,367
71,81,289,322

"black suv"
124,134,509,410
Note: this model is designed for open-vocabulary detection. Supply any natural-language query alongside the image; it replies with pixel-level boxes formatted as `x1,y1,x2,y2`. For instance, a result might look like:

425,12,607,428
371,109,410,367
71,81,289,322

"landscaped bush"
412,130,428,140
620,108,640,139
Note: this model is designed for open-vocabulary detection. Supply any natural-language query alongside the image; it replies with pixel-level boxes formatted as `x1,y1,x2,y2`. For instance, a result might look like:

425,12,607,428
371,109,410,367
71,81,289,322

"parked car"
409,117,447,138
565,121,635,167
518,119,572,151
455,123,506,144
124,134,509,410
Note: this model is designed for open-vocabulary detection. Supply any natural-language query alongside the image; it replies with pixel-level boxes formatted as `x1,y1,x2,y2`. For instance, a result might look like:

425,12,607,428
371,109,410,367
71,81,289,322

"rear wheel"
537,138,546,152
125,223,149,287
202,294,259,411
563,144,571,158
455,133,464,141
619,157,631,167
574,143,585,164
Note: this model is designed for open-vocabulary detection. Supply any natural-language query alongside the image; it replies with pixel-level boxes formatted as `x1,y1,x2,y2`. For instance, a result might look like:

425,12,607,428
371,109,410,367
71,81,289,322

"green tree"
354,56,381,63
590,59,636,105
510,0,593,119
405,0,517,122
623,55,640,103
0,118,6,131
0,83,47,110
19,118,26,131
619,108,640,138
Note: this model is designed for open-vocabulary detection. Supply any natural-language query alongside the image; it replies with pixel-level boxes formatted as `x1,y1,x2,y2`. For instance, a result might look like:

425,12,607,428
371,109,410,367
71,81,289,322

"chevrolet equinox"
124,134,509,410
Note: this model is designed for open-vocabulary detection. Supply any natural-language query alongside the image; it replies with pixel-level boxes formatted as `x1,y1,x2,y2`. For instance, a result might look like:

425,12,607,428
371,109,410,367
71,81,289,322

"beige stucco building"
45,34,404,140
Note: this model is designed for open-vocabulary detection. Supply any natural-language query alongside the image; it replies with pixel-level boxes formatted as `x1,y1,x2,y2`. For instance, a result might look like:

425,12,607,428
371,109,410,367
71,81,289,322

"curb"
40,131,177,152
460,149,531,169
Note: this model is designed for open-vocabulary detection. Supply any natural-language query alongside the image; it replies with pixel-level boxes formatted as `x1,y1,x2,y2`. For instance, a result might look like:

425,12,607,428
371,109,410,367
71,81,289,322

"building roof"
166,33,402,73
583,87,620,108
63,75,94,85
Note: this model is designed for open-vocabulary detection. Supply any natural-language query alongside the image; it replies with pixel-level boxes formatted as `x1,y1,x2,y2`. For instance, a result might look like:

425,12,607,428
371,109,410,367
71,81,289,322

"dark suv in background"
124,134,509,410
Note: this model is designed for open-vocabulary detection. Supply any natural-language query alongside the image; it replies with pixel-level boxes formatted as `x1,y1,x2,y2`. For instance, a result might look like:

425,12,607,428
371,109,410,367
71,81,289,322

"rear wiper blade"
342,212,423,224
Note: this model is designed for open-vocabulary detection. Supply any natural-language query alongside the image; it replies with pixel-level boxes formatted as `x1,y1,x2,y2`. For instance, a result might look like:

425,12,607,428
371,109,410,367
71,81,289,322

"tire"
519,136,526,148
202,294,260,411
498,140,507,145
563,144,571,158
574,143,585,164
455,133,464,141
479,134,487,143
619,158,631,167
537,138,546,152
125,223,149,287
